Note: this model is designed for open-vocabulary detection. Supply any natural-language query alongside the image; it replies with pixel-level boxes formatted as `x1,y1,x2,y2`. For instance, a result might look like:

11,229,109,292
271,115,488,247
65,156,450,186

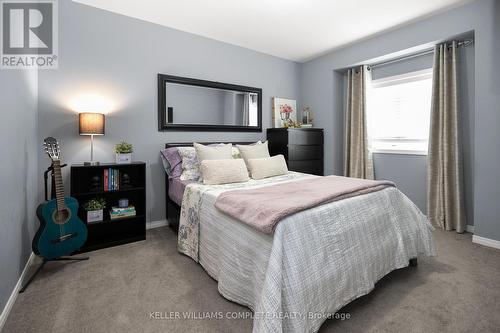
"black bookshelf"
70,162,146,252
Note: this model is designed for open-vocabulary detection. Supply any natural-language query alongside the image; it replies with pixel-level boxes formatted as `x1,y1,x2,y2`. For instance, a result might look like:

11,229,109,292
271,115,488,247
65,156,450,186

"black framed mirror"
158,74,262,131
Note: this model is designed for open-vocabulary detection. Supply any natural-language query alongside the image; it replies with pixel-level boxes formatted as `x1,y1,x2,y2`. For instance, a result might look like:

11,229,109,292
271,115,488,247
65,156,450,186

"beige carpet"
4,227,500,333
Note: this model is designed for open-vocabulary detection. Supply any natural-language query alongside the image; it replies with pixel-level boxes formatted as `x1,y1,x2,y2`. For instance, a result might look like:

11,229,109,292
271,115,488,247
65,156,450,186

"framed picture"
272,97,297,128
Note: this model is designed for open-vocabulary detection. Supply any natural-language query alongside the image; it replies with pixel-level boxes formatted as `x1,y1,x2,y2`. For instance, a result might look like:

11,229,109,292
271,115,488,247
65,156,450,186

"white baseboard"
146,219,168,230
0,252,37,331
466,224,475,234
472,235,500,250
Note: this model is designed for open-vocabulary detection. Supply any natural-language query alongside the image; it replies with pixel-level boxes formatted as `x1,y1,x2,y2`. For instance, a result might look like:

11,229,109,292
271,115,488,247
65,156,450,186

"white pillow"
194,142,232,162
237,141,270,166
177,147,200,181
194,143,233,181
200,159,250,185
247,155,288,180
231,141,262,159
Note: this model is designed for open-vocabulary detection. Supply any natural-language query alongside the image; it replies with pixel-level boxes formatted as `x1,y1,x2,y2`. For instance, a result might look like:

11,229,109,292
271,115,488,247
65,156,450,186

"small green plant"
115,141,133,154
83,198,106,211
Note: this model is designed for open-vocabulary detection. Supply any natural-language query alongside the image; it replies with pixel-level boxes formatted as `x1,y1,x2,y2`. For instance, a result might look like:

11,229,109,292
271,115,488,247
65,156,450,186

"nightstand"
70,162,146,252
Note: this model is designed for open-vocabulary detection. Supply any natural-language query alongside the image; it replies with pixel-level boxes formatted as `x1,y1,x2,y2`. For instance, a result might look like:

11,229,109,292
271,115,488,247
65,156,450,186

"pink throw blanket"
214,175,395,234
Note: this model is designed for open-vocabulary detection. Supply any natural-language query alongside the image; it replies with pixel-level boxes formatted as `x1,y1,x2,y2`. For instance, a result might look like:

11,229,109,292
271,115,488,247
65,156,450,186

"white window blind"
367,69,433,155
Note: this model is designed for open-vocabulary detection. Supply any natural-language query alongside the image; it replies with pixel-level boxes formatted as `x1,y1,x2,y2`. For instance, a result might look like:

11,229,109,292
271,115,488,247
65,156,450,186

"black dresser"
267,128,324,175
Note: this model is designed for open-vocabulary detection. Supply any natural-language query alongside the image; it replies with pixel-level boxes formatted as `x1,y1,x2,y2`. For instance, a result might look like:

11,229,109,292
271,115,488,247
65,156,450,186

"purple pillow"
160,148,182,178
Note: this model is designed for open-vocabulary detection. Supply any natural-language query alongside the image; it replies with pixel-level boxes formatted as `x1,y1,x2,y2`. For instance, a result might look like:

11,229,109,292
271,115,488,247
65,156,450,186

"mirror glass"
158,75,262,131
165,83,258,126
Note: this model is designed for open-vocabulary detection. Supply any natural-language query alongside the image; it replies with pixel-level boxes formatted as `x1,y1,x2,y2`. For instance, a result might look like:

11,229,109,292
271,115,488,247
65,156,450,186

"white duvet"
177,172,435,333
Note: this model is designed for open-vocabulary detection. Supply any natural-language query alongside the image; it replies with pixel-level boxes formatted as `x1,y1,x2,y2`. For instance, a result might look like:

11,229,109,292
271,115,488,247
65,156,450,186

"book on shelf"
111,205,135,213
103,168,120,191
103,169,108,192
110,205,136,219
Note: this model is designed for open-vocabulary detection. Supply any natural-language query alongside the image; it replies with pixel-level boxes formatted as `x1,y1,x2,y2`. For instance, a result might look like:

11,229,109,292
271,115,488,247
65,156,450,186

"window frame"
368,68,433,156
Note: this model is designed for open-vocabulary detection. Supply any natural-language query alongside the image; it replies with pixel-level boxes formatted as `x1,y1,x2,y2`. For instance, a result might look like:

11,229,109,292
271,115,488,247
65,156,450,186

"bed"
164,142,256,232
162,142,435,333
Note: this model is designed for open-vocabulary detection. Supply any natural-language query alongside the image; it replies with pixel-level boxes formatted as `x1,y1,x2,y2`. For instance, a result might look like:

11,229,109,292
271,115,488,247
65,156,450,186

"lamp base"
83,161,100,166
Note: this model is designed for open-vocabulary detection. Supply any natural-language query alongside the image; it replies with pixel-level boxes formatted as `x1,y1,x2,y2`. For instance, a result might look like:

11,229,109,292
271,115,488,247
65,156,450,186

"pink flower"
280,104,293,114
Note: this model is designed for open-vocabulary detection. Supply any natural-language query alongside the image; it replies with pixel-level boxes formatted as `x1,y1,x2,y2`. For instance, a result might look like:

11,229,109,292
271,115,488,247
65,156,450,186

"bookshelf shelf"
70,162,146,252
87,214,145,225
73,187,145,196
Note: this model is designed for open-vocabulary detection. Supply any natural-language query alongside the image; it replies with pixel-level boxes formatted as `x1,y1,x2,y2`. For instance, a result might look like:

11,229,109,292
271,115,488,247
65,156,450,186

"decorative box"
116,153,132,164
87,209,104,223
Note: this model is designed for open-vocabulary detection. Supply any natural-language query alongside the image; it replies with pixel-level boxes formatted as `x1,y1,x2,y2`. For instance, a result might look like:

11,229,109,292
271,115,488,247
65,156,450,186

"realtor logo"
1,0,58,69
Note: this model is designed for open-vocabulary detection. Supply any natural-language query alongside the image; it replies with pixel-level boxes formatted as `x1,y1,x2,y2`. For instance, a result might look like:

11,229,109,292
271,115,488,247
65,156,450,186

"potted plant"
83,198,106,223
115,141,133,164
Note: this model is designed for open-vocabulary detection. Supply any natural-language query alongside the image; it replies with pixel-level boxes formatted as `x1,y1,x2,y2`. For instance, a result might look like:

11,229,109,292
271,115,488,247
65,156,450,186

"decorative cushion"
231,141,262,159
237,141,270,166
247,155,288,180
207,143,239,158
160,148,182,178
177,147,201,181
200,159,250,185
194,142,232,163
194,143,233,181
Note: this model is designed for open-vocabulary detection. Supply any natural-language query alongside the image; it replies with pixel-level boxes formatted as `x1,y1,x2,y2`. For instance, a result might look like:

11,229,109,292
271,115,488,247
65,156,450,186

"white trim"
472,235,500,250
466,225,475,234
371,68,433,87
146,219,168,230
0,252,37,331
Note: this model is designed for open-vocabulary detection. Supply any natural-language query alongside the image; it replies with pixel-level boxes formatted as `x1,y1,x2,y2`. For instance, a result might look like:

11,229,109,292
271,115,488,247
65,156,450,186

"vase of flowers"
279,104,294,127
83,198,106,223
115,141,133,164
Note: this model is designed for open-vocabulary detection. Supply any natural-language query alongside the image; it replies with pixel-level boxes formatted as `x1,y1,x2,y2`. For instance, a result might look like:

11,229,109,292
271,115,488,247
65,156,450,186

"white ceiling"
74,0,472,62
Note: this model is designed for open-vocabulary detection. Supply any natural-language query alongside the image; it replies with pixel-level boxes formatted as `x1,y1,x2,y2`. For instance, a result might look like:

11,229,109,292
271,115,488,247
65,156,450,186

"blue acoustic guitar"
33,137,88,260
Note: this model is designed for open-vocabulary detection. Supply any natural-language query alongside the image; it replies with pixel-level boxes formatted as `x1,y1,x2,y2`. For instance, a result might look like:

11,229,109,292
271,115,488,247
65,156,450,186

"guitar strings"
47,141,68,244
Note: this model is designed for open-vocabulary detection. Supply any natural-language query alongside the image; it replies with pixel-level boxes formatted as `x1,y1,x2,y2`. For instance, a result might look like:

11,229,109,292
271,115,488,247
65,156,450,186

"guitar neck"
52,160,67,211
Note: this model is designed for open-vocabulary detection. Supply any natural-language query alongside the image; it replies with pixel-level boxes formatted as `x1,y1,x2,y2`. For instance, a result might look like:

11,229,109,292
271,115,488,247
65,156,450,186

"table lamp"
79,112,105,165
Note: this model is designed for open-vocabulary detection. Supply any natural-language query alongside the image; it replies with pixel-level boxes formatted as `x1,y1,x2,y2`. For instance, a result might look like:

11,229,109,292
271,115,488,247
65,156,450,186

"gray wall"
301,0,499,240
373,154,427,211
0,69,38,313
37,1,301,223
371,52,434,80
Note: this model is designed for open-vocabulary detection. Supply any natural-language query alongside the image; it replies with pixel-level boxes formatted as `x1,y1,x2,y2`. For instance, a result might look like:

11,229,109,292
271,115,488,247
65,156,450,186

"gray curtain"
344,65,374,179
427,41,466,232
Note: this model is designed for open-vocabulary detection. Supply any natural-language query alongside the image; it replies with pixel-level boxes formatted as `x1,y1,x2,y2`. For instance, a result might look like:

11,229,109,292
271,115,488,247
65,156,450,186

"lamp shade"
79,113,105,135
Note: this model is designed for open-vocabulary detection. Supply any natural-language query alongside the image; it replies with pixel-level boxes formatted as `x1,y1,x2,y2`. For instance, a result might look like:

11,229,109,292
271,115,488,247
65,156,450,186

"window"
367,69,433,154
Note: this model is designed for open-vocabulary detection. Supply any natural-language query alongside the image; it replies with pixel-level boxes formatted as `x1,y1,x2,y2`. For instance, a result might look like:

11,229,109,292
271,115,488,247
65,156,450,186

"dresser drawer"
287,145,323,161
288,160,323,175
288,130,323,145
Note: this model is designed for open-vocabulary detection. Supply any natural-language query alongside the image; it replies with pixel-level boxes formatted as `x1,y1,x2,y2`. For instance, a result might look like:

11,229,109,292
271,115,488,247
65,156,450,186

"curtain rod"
367,39,474,70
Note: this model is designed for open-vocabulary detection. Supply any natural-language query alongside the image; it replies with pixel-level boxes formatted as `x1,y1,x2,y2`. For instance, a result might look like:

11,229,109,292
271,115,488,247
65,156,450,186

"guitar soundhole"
53,209,71,225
